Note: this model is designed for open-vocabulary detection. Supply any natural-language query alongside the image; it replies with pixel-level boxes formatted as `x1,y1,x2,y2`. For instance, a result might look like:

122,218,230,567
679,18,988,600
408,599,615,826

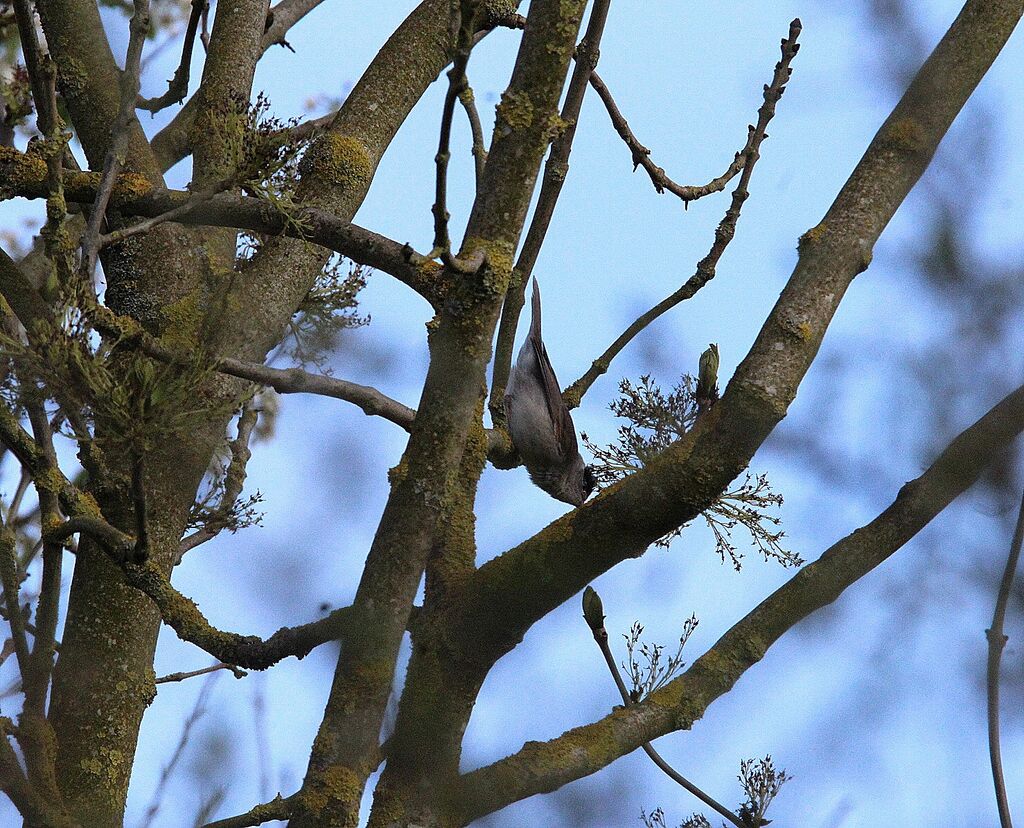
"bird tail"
529,277,542,343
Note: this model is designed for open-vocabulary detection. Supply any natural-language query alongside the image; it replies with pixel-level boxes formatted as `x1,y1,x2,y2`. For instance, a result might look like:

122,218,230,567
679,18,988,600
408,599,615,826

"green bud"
582,585,604,632
698,343,719,390
696,343,720,411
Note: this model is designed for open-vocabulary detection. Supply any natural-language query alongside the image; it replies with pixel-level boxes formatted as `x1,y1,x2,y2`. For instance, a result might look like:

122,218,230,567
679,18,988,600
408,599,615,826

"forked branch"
564,19,802,407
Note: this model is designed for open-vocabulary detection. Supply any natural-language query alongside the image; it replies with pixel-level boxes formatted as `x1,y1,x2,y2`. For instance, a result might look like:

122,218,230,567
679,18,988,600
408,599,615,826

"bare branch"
459,84,487,187
583,592,746,828
155,661,247,684
986,486,1024,828
137,0,205,113
564,20,802,407
431,0,482,270
202,793,295,828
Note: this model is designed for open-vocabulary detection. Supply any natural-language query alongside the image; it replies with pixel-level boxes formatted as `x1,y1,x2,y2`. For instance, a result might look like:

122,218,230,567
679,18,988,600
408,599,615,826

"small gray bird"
505,278,596,507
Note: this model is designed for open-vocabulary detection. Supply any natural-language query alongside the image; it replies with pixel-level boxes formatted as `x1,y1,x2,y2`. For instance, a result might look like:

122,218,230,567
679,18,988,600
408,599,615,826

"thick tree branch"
455,382,1024,821
445,0,1024,674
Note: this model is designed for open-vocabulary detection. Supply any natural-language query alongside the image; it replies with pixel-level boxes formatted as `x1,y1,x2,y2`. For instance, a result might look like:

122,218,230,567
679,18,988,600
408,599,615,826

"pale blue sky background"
2,1,1024,826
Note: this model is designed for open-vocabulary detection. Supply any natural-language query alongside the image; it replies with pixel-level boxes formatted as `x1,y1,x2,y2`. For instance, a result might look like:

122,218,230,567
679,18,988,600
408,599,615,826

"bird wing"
528,279,579,460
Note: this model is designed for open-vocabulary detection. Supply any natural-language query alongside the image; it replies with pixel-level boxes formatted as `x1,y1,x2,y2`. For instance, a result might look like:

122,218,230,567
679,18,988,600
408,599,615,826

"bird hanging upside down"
504,278,596,507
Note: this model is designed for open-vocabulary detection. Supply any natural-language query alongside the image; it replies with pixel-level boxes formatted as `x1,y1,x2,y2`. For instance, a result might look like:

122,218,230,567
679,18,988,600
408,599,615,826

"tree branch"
584,594,746,828
455,382,1024,821
137,0,205,113
0,147,447,307
430,0,482,270
201,793,296,828
564,19,801,408
289,2,590,823
79,0,150,283
155,662,247,683
986,486,1024,828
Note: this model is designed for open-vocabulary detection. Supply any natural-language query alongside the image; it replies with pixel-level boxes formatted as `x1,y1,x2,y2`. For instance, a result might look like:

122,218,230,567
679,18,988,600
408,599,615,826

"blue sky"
2,1,1024,826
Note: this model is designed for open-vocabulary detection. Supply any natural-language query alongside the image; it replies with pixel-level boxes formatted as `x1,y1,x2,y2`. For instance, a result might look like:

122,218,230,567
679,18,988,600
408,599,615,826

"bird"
504,278,596,507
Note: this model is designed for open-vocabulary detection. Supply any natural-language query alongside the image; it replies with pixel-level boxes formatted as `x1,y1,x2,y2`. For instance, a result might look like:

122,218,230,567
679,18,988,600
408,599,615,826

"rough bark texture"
0,0,1018,826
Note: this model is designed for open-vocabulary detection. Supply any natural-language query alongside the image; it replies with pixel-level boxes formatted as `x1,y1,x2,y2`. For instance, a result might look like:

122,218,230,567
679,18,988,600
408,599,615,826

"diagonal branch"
584,594,746,828
455,381,1024,821
564,20,801,408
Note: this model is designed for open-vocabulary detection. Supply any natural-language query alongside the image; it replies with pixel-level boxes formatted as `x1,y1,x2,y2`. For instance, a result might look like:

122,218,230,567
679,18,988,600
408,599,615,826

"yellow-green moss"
883,116,927,154
797,221,827,251
110,172,154,203
56,56,89,99
300,133,373,193
0,145,47,198
496,90,535,131
299,764,363,819
158,288,203,348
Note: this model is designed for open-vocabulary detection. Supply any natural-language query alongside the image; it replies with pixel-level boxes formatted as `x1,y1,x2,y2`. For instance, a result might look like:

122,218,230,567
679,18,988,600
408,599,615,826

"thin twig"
986,487,1024,828
201,793,296,828
142,670,219,828
590,70,741,204
156,662,247,684
6,466,31,526
177,402,259,559
564,19,802,408
488,0,613,423
80,0,151,284
585,603,747,828
98,184,220,248
431,0,482,270
138,0,205,113
458,84,486,188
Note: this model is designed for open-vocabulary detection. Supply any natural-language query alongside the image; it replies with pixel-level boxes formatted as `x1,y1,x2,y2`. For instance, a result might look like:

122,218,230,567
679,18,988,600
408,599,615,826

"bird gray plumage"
504,278,596,507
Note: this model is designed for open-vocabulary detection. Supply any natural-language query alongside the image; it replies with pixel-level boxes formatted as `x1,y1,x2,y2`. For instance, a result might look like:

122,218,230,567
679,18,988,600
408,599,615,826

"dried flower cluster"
583,373,801,569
